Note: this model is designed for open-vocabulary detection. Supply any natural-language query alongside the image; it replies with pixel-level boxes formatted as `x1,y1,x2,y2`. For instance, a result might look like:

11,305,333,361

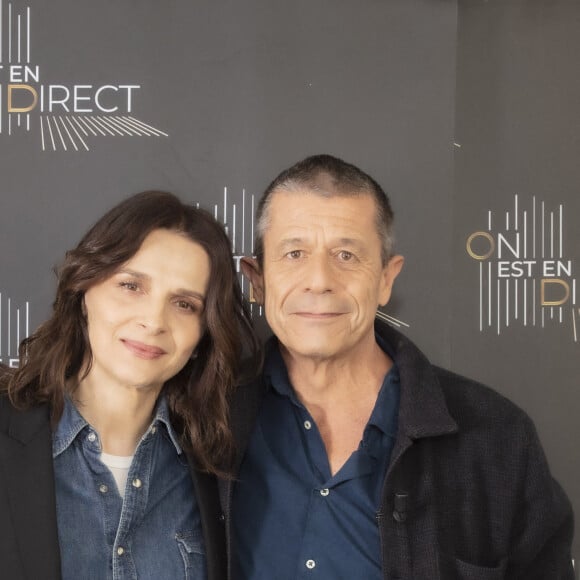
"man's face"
243,190,403,363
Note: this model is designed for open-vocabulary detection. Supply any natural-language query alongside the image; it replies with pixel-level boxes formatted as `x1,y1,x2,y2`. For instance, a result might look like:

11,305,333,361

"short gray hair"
255,154,395,265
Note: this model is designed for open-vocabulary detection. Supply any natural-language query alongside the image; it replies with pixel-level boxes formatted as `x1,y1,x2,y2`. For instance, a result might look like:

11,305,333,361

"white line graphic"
505,279,509,327
550,211,554,258
7,298,10,356
83,116,106,136
0,0,3,62
479,262,483,331
59,116,77,151
97,115,124,136
524,279,527,326
376,310,410,328
533,281,536,326
533,196,536,259
488,261,492,326
65,117,89,151
52,116,67,150
26,6,29,62
72,116,89,137
559,204,563,258
40,115,45,150
497,279,501,335
8,2,11,63
126,115,169,136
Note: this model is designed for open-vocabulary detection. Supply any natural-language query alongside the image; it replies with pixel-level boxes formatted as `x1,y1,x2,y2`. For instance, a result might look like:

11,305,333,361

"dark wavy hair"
1,191,259,474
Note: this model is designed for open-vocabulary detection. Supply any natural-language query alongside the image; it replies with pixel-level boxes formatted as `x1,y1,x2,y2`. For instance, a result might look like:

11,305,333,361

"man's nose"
302,253,335,294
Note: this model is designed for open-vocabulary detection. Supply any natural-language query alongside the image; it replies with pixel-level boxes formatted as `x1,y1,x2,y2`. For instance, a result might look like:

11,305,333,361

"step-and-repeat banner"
1,0,577,560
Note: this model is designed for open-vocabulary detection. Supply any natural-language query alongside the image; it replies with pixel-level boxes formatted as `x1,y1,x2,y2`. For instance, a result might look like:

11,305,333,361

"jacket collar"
230,320,457,463
6,400,51,444
374,320,457,441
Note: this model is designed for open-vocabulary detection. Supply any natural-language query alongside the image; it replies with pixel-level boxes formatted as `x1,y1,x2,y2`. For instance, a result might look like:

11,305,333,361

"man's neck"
280,338,393,475
281,337,392,405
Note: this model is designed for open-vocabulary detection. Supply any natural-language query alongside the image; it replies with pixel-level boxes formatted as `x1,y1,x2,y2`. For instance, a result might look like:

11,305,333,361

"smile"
293,312,344,319
121,339,167,360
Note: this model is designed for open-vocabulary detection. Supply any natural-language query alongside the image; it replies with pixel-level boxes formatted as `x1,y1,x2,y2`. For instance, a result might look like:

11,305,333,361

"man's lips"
121,339,167,359
292,312,344,319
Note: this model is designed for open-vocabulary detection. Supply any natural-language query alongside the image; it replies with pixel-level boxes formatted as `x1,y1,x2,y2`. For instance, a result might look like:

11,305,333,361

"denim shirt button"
117,547,125,556
87,431,97,443
150,425,157,435
132,478,142,488
99,484,108,494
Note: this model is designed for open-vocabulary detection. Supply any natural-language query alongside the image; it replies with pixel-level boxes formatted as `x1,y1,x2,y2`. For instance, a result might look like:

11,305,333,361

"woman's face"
81,228,211,395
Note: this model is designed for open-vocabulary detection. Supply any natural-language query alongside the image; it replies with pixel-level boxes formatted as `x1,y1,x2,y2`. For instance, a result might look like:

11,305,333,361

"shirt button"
99,484,108,494
132,478,142,488
305,559,316,569
304,420,312,430
117,547,124,556
87,431,97,442
320,488,330,497
150,425,157,435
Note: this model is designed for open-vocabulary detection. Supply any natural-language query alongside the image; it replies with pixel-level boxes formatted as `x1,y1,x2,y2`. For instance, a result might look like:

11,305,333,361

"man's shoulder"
432,365,536,441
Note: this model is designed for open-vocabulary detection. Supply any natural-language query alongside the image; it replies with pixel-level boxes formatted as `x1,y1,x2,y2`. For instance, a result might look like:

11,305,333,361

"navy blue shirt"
232,339,400,579
53,396,206,580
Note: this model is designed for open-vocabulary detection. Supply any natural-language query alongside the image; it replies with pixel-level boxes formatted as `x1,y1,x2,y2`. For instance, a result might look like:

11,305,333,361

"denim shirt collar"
52,394,182,458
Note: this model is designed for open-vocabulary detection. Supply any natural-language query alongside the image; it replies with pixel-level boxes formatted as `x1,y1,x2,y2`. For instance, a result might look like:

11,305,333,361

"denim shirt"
53,396,206,580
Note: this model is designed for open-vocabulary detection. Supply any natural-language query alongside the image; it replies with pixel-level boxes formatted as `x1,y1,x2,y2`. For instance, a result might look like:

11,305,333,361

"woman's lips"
121,339,167,359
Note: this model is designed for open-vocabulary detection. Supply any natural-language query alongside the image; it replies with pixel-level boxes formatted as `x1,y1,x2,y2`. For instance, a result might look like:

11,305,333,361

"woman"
0,191,258,580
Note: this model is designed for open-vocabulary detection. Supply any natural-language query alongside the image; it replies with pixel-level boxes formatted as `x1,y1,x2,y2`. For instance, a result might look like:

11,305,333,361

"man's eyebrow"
117,268,206,303
335,237,363,247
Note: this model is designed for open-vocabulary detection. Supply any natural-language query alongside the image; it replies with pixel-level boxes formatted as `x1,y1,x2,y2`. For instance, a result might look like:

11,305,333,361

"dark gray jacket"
0,397,227,580
221,321,574,579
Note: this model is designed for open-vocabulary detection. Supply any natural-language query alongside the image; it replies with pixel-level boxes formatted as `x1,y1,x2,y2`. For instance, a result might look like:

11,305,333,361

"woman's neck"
74,374,161,456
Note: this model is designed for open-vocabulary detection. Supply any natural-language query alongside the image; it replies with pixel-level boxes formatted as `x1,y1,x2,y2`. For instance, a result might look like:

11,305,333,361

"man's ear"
241,257,265,304
378,254,404,307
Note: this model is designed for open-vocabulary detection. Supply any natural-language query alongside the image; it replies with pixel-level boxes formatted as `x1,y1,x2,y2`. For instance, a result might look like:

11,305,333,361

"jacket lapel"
188,458,227,580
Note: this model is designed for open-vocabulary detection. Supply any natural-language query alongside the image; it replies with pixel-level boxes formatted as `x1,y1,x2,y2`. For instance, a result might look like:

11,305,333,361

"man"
222,154,574,579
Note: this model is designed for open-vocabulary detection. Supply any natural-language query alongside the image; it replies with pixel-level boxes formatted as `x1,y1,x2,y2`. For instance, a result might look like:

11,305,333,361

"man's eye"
286,250,303,259
338,251,354,261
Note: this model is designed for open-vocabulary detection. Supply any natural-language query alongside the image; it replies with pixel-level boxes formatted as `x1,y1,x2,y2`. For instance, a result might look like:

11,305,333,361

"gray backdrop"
1,0,577,562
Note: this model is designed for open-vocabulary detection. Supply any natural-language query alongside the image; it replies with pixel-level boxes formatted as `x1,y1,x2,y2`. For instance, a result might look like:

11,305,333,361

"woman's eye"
176,300,198,313
119,281,140,291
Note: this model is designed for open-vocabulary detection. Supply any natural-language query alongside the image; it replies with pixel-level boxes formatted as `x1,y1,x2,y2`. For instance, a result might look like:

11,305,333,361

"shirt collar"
52,395,182,458
264,336,400,438
263,342,299,404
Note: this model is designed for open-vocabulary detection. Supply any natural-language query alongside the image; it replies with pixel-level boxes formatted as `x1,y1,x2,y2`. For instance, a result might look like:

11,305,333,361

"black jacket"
0,397,227,580
221,321,574,579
